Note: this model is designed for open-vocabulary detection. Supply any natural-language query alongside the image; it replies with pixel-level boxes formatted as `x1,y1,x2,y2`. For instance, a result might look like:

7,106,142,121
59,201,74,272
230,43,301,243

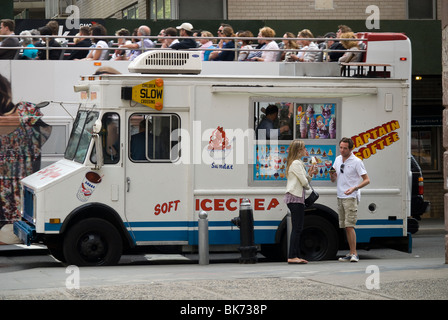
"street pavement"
0,219,446,304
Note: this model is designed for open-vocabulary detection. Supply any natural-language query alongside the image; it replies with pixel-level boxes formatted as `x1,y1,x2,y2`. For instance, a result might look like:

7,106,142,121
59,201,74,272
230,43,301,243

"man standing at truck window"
255,104,289,140
330,137,370,262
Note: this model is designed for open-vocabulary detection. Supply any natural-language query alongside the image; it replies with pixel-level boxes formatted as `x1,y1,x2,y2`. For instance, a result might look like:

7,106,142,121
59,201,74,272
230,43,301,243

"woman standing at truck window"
284,140,317,264
0,74,51,226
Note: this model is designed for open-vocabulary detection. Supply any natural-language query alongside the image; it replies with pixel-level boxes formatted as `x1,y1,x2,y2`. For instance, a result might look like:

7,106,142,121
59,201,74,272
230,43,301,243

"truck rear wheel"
301,215,339,261
63,218,123,266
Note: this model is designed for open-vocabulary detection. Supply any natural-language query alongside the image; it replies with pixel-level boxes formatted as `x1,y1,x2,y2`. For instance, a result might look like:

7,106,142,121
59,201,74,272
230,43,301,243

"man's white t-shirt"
333,153,367,200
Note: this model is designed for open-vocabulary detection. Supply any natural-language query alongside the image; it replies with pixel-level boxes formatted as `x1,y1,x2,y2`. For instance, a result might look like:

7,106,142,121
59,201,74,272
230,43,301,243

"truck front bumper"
13,221,36,246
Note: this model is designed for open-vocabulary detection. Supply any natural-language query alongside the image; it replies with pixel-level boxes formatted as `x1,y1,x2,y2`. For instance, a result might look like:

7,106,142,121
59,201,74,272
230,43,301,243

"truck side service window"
253,100,338,184
129,113,180,162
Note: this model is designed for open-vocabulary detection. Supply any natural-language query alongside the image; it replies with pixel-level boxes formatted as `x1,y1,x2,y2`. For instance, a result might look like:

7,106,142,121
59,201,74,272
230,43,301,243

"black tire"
63,218,123,266
300,215,339,261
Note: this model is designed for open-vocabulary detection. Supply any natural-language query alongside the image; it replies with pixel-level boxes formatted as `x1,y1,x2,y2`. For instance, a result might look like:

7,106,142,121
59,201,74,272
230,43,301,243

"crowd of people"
0,18,362,63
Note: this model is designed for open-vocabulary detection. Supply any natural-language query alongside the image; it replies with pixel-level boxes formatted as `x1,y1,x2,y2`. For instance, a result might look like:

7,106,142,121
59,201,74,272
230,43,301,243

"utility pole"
442,0,448,264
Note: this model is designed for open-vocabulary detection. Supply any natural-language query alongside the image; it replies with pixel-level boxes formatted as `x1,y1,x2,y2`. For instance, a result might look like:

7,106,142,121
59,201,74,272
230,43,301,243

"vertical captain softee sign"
132,78,164,110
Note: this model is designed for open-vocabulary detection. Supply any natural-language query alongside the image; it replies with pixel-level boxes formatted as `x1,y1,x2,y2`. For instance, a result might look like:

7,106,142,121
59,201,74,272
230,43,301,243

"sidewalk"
0,218,446,301
0,218,445,253
417,218,446,235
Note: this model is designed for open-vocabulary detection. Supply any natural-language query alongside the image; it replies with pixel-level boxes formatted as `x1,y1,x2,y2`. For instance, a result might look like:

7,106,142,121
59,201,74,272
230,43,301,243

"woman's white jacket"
285,160,312,197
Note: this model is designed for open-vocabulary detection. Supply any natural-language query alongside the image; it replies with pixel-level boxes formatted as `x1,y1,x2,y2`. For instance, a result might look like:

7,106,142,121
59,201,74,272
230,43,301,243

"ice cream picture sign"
253,144,336,182
297,103,336,140
351,120,400,160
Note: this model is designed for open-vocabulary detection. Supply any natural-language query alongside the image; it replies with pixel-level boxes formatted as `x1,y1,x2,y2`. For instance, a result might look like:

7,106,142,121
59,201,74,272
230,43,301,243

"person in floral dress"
0,74,52,225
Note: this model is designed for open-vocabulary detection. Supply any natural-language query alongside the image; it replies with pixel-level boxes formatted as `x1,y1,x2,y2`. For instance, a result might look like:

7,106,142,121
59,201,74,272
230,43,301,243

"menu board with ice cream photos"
303,145,336,181
254,144,288,181
253,144,336,182
296,103,336,140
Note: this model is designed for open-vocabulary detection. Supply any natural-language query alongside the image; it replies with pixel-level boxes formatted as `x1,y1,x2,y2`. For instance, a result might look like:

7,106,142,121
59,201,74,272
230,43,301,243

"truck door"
125,112,190,245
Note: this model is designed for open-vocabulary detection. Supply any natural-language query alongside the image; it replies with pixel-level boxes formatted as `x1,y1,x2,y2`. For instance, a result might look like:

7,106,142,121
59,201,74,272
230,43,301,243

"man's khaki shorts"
337,197,358,228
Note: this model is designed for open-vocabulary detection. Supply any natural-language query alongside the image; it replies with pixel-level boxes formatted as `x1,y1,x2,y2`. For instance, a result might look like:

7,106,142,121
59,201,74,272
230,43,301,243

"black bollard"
231,198,257,264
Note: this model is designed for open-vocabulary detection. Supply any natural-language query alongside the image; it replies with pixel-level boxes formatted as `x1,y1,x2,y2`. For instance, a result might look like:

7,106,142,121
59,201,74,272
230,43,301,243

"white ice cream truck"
14,33,413,266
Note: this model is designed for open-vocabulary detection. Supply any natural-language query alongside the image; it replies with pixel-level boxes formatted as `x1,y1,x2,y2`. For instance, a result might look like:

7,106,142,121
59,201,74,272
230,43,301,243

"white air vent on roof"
128,50,202,74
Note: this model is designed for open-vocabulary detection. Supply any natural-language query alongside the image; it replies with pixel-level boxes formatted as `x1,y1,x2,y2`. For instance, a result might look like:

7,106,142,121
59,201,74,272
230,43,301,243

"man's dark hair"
38,26,53,36
265,104,279,115
340,137,354,149
1,19,15,32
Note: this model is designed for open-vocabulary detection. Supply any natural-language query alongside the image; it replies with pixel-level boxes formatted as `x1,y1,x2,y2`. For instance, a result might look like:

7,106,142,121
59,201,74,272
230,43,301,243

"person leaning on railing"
82,24,109,61
67,26,92,60
338,32,362,63
250,26,279,62
209,25,235,61
0,19,19,60
290,29,319,62
36,26,61,60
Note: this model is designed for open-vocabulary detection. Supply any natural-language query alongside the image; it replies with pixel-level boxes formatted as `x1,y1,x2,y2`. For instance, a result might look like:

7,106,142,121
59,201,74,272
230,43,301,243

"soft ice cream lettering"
352,120,400,160
195,198,279,212
154,200,181,215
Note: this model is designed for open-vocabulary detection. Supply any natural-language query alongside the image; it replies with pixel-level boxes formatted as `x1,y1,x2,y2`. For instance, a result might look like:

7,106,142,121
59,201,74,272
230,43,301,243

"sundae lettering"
195,198,280,212
211,162,233,170
352,120,400,160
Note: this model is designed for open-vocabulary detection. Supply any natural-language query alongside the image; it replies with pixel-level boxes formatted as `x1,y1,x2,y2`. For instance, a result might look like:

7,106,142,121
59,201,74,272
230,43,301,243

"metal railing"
0,34,366,61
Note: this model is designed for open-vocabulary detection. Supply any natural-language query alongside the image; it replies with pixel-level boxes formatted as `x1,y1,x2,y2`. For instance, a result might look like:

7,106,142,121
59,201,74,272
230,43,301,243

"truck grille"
23,187,34,223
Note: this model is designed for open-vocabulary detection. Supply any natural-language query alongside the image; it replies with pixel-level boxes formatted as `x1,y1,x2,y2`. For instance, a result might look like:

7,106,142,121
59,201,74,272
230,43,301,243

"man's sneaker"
338,254,352,262
350,254,359,262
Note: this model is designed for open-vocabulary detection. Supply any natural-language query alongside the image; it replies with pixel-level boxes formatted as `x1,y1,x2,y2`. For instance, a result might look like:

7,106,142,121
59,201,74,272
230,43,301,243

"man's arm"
344,173,370,195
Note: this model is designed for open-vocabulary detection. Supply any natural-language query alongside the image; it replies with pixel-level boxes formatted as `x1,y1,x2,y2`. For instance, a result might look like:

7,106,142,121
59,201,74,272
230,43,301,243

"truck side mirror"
93,120,103,170
93,119,102,134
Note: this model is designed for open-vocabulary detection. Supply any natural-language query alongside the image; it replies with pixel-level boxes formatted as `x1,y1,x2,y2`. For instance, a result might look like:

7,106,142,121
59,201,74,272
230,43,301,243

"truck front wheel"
63,218,123,266
301,215,339,261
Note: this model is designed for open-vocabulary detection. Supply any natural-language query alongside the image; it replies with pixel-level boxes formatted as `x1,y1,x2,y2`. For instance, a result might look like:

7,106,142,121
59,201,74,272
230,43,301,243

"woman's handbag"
305,185,319,207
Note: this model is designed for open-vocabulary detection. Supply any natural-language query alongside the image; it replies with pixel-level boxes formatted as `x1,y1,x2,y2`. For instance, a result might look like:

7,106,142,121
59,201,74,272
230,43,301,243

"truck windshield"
65,110,99,163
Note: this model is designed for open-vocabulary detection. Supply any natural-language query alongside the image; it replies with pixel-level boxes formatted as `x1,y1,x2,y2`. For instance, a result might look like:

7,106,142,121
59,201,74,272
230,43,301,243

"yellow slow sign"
132,78,164,110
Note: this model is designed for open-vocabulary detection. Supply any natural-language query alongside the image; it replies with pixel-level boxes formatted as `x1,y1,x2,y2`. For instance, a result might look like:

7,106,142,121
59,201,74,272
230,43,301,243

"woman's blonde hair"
340,32,358,49
259,26,275,38
221,26,235,38
201,30,216,44
286,139,306,175
283,32,299,49
298,29,314,39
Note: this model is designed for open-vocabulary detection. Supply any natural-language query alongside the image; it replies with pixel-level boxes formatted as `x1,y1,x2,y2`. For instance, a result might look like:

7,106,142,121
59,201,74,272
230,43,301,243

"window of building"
122,3,139,19
149,0,226,20
149,0,173,19
411,125,441,172
129,113,180,162
408,0,436,19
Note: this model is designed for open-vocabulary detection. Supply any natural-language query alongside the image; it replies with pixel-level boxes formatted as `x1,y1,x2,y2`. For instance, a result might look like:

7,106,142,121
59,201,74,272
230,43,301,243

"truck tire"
301,215,339,261
63,218,123,266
